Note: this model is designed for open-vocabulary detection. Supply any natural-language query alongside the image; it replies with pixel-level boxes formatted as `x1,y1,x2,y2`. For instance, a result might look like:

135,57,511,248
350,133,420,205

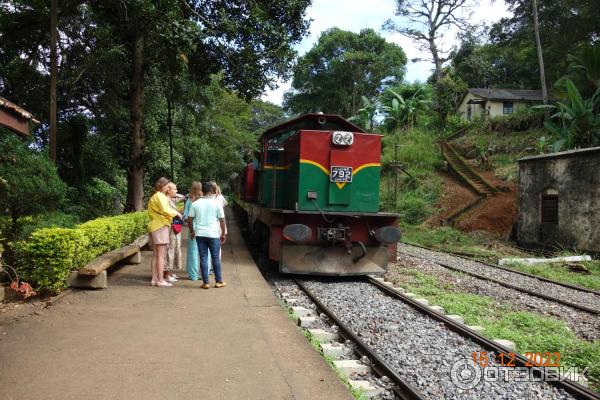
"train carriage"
234,113,400,275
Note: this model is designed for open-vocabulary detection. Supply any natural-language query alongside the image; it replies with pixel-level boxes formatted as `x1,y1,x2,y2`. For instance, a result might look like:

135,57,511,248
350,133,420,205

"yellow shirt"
147,192,178,232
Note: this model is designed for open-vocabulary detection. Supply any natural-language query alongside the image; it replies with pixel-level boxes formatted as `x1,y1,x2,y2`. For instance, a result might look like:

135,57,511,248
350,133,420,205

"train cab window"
264,130,296,166
541,188,558,225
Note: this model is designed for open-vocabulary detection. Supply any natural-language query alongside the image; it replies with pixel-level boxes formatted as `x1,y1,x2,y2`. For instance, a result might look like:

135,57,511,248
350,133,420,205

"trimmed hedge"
14,211,148,294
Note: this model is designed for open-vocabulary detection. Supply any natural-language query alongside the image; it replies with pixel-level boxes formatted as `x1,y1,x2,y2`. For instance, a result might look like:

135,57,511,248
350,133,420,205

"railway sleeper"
348,380,385,399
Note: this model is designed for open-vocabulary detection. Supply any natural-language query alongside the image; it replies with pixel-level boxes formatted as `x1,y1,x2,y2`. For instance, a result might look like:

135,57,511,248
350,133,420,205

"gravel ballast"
398,243,600,313
303,279,576,400
388,255,600,341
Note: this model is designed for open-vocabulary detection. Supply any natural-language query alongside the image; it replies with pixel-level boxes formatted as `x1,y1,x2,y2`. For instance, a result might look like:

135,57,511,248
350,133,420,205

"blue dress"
184,199,199,280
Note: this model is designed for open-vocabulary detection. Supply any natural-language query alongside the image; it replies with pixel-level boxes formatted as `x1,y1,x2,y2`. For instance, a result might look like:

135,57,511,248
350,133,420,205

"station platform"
0,209,352,400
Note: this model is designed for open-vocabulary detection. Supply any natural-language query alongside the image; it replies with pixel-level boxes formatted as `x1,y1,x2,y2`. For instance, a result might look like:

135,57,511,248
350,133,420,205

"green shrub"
489,109,545,134
14,211,148,293
14,228,90,293
0,135,67,239
17,212,80,241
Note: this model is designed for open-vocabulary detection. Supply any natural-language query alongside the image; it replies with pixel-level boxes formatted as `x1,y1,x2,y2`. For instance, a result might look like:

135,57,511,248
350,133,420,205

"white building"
457,88,546,120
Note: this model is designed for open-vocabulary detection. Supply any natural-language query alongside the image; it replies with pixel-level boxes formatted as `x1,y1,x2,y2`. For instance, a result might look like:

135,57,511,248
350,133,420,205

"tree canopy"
0,0,309,211
283,28,407,117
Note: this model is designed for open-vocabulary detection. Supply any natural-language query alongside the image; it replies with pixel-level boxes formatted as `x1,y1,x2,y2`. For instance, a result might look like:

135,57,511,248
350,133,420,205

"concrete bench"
68,235,148,289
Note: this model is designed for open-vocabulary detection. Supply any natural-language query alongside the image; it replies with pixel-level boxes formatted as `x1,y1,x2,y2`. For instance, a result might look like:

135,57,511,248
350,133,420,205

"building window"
503,101,514,114
541,189,558,225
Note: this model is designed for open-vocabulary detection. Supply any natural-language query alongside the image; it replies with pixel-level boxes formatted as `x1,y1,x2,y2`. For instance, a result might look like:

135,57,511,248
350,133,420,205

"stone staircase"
440,141,497,197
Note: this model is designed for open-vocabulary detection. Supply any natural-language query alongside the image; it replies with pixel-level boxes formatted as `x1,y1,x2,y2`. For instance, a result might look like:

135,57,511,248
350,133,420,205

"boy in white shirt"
187,182,227,288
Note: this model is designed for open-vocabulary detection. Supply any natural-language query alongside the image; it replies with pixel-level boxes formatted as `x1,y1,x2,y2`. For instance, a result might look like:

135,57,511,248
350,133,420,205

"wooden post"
49,0,58,163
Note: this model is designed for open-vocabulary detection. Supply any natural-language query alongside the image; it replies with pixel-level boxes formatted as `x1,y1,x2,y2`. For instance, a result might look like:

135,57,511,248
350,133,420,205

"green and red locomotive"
234,113,400,275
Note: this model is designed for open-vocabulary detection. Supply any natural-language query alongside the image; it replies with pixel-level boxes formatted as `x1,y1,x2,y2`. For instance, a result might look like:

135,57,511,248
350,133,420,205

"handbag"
172,216,184,234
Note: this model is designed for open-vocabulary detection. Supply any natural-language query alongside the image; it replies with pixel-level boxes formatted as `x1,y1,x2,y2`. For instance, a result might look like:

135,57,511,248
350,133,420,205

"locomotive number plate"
330,166,353,183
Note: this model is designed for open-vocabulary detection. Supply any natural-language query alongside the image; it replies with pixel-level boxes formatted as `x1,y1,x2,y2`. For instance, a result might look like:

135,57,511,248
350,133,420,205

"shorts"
150,225,170,245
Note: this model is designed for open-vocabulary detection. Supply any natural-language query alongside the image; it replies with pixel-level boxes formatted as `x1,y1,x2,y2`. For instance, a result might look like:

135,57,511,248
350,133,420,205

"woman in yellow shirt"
148,177,182,287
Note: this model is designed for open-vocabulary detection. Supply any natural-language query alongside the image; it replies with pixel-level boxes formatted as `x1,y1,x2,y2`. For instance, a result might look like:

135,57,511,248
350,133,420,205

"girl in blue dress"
183,181,203,280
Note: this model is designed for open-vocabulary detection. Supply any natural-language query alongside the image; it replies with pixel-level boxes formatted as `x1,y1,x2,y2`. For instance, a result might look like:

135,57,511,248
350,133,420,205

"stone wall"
517,147,600,252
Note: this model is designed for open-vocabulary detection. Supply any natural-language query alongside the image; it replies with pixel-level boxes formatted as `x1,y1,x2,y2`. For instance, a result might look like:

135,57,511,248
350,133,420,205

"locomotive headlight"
332,131,353,146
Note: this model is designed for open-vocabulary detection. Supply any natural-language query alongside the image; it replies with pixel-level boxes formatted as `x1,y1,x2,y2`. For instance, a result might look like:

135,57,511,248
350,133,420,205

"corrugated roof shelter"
457,88,547,120
0,96,40,136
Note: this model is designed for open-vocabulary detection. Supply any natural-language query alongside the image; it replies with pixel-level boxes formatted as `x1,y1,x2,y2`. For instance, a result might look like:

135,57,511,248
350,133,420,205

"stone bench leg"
123,250,141,264
68,271,108,289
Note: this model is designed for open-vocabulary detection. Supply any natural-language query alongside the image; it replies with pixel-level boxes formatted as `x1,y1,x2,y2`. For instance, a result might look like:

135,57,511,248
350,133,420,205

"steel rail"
402,242,600,296
367,277,600,400
295,279,425,400
398,248,600,315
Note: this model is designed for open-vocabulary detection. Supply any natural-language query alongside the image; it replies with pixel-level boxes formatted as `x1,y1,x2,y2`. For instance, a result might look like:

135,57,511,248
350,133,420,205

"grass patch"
503,261,600,291
400,225,525,262
388,269,600,389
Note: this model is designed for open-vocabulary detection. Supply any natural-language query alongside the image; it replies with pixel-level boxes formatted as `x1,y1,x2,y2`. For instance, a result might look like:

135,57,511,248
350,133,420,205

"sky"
262,0,512,105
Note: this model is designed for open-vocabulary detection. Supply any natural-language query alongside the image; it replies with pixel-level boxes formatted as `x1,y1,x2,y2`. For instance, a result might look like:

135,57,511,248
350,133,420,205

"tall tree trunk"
532,0,549,118
49,0,57,163
430,38,443,84
125,31,145,211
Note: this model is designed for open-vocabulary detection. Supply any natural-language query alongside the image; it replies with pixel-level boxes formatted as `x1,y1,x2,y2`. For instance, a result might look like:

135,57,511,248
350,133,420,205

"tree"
541,79,600,150
383,0,475,83
489,0,600,88
283,28,406,117
348,96,378,132
532,0,549,116
2,1,311,212
381,87,430,135
0,135,67,238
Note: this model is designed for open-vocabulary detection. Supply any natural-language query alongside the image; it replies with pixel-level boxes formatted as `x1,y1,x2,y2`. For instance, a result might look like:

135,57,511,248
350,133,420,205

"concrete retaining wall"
516,147,600,252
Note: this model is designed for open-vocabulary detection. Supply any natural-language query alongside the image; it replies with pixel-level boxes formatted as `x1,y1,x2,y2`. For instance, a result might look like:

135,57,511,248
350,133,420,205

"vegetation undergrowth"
380,129,443,224
503,261,600,291
400,224,526,262
401,224,600,289
387,269,600,389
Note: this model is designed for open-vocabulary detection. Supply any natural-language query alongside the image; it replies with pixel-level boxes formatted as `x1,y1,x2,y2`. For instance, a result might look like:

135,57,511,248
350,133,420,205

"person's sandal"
215,282,227,288
200,283,210,289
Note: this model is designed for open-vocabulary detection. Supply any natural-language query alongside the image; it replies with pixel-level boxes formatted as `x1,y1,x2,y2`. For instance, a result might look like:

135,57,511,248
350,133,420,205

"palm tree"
348,96,377,131
381,87,429,136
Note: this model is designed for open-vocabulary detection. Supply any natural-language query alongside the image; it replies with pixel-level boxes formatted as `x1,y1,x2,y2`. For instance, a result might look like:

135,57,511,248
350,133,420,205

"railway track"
397,243,600,315
278,277,599,400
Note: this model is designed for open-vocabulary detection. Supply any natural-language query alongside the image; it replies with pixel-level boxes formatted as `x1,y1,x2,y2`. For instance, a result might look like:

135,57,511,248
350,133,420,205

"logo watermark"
449,358,589,390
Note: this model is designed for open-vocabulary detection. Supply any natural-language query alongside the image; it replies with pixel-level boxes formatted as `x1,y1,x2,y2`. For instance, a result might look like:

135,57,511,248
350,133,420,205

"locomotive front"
236,113,400,275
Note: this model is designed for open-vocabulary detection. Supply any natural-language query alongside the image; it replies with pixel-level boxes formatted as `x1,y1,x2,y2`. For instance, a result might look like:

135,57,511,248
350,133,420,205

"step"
493,339,517,352
333,360,371,377
308,328,339,343
291,306,317,318
297,316,318,328
320,342,354,359
348,380,383,398
446,314,465,324
467,325,485,335
430,305,445,314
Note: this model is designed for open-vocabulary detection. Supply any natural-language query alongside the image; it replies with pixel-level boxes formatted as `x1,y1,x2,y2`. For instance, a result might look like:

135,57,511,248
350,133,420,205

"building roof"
0,97,39,122
259,113,366,142
0,96,40,136
467,88,546,102
518,146,600,163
